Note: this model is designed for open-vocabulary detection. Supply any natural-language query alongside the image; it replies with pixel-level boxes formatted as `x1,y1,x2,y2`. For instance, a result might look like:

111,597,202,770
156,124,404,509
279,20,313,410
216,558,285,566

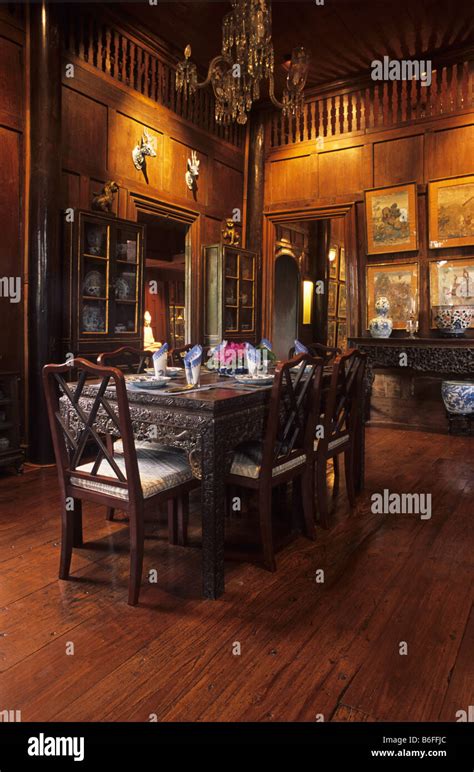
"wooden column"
28,1,62,463
245,110,265,253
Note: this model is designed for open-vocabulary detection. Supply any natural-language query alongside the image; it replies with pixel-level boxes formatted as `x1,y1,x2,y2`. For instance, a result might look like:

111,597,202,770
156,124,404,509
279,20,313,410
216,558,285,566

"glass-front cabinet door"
69,211,144,358
203,244,259,346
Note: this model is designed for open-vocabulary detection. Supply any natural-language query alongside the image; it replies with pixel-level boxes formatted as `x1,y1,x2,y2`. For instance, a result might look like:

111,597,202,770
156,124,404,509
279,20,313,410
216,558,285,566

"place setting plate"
127,376,171,391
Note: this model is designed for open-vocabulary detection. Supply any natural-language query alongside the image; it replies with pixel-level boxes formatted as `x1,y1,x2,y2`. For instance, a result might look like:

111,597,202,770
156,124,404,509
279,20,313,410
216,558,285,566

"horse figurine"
132,129,157,171
185,150,200,190
91,181,119,214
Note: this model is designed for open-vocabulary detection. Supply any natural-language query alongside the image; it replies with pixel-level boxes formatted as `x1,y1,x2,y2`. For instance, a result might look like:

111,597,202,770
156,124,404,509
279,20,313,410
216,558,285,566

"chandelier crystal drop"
175,0,310,125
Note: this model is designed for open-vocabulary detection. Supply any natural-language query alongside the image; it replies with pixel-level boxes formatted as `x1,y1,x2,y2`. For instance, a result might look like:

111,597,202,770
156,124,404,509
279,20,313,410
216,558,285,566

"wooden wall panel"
374,135,424,186
112,112,163,189
268,154,313,204
319,146,363,198
62,87,108,174
210,159,244,217
0,127,22,372
61,171,81,211
426,124,474,180
202,215,223,245
0,35,22,126
167,138,208,205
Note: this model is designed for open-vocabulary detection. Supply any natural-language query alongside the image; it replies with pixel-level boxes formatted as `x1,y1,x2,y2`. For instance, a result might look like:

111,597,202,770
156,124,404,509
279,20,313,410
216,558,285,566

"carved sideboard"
348,337,474,434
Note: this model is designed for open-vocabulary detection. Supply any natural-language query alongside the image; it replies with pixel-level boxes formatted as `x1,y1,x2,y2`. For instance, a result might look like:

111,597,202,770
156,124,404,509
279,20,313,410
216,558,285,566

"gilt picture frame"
365,182,418,255
327,319,337,348
428,257,474,329
328,281,338,316
428,174,474,249
366,262,419,330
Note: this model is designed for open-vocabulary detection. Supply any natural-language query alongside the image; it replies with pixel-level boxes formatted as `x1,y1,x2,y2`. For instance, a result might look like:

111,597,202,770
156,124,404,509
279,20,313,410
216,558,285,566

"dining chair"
42,358,199,605
97,346,153,374
226,354,325,571
288,342,342,364
315,348,367,529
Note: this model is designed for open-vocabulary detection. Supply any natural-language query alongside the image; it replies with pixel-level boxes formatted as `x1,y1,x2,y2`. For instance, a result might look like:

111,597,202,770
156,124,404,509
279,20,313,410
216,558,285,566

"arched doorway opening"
272,247,300,360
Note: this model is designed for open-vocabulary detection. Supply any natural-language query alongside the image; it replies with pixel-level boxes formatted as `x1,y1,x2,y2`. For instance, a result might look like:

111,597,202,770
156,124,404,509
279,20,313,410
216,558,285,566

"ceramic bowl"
433,305,472,336
441,380,474,415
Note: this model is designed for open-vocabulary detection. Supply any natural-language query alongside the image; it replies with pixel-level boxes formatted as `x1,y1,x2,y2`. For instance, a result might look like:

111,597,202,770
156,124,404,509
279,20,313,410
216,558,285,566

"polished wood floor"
0,428,472,722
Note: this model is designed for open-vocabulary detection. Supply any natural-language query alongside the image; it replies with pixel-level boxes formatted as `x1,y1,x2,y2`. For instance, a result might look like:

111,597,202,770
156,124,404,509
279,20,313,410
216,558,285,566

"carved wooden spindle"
365,86,373,129
104,26,111,76
461,60,469,111
400,78,407,121
373,84,381,127
150,54,156,101
440,66,448,113
89,17,96,66
78,12,86,60
128,41,135,88
449,63,457,112
358,90,364,131
113,31,120,79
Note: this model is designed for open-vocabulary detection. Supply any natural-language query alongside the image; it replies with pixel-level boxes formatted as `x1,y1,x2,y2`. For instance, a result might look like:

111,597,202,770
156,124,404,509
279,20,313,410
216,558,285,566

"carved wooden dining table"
64,369,364,600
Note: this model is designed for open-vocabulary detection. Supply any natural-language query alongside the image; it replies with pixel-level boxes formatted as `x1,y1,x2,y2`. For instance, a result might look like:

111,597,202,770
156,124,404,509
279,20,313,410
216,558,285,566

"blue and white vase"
441,381,474,415
369,296,393,338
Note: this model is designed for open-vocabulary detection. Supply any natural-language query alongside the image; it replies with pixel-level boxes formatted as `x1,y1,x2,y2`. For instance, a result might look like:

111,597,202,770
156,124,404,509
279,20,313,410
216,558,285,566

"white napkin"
152,343,168,378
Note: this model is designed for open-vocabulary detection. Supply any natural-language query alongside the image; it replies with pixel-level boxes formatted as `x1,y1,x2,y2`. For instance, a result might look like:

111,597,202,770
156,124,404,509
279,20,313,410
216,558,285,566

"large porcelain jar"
369,296,393,338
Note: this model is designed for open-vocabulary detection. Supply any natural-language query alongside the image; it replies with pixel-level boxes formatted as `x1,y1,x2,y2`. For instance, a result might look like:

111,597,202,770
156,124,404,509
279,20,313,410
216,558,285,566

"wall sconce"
328,246,337,263
303,280,313,325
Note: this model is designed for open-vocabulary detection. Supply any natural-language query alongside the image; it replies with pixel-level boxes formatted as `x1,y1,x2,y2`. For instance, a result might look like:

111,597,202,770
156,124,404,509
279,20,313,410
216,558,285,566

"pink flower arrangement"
208,341,248,371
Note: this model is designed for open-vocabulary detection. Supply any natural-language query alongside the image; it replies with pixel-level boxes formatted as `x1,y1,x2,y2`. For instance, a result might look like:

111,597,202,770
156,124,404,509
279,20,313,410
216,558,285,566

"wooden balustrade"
62,7,245,149
269,58,474,148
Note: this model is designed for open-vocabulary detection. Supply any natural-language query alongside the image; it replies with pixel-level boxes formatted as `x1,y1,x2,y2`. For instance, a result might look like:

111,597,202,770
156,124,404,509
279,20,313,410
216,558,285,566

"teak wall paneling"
60,57,245,344
263,110,474,342
0,16,25,386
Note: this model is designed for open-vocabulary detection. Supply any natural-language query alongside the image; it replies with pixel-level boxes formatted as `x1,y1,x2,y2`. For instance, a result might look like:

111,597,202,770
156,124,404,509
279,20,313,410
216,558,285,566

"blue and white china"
234,373,274,386
83,270,105,297
433,305,472,337
369,296,393,338
82,304,105,332
127,376,170,390
441,380,474,415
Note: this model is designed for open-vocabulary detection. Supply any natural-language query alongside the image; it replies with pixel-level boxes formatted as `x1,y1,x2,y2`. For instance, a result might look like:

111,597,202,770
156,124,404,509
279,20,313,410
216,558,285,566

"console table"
348,338,474,434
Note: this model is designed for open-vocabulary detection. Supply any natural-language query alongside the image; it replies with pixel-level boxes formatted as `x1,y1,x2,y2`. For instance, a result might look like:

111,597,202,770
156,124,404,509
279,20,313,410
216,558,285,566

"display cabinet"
0,372,24,473
62,211,145,360
203,244,259,346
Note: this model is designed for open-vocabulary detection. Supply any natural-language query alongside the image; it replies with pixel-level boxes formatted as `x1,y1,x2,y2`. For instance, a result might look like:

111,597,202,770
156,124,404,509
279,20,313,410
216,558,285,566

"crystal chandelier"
175,0,310,125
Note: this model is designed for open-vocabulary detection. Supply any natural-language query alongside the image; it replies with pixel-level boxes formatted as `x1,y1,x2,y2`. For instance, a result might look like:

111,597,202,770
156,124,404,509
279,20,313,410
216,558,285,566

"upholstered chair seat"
230,441,307,480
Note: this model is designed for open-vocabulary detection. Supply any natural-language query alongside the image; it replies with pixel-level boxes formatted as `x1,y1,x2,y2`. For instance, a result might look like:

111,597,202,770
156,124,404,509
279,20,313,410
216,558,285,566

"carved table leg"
200,420,226,600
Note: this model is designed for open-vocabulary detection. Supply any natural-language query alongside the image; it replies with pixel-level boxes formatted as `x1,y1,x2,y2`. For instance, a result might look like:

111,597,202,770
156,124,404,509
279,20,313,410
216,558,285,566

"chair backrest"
288,342,342,365
260,354,325,480
97,346,152,374
169,343,197,367
42,358,142,504
321,349,367,450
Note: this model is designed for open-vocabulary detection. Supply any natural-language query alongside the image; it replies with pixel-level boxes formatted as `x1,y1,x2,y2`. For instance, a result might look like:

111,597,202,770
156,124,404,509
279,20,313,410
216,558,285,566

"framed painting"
328,281,338,316
338,283,347,319
339,247,346,281
366,262,419,330
336,321,347,350
428,257,474,328
328,245,339,279
327,319,337,348
428,174,474,249
365,183,418,255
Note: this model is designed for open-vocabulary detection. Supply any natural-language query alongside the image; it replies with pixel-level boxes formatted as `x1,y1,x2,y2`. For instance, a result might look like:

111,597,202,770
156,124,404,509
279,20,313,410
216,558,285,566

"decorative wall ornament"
91,181,119,213
365,183,418,254
132,129,157,171
185,150,200,190
428,174,474,249
222,218,241,246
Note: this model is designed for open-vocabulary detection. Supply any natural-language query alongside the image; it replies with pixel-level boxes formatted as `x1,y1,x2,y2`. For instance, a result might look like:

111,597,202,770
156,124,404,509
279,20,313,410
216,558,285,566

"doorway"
137,212,190,348
272,249,300,359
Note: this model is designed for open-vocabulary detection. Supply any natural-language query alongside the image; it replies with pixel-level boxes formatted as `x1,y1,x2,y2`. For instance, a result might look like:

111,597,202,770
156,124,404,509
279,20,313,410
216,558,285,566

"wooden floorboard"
0,428,472,722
